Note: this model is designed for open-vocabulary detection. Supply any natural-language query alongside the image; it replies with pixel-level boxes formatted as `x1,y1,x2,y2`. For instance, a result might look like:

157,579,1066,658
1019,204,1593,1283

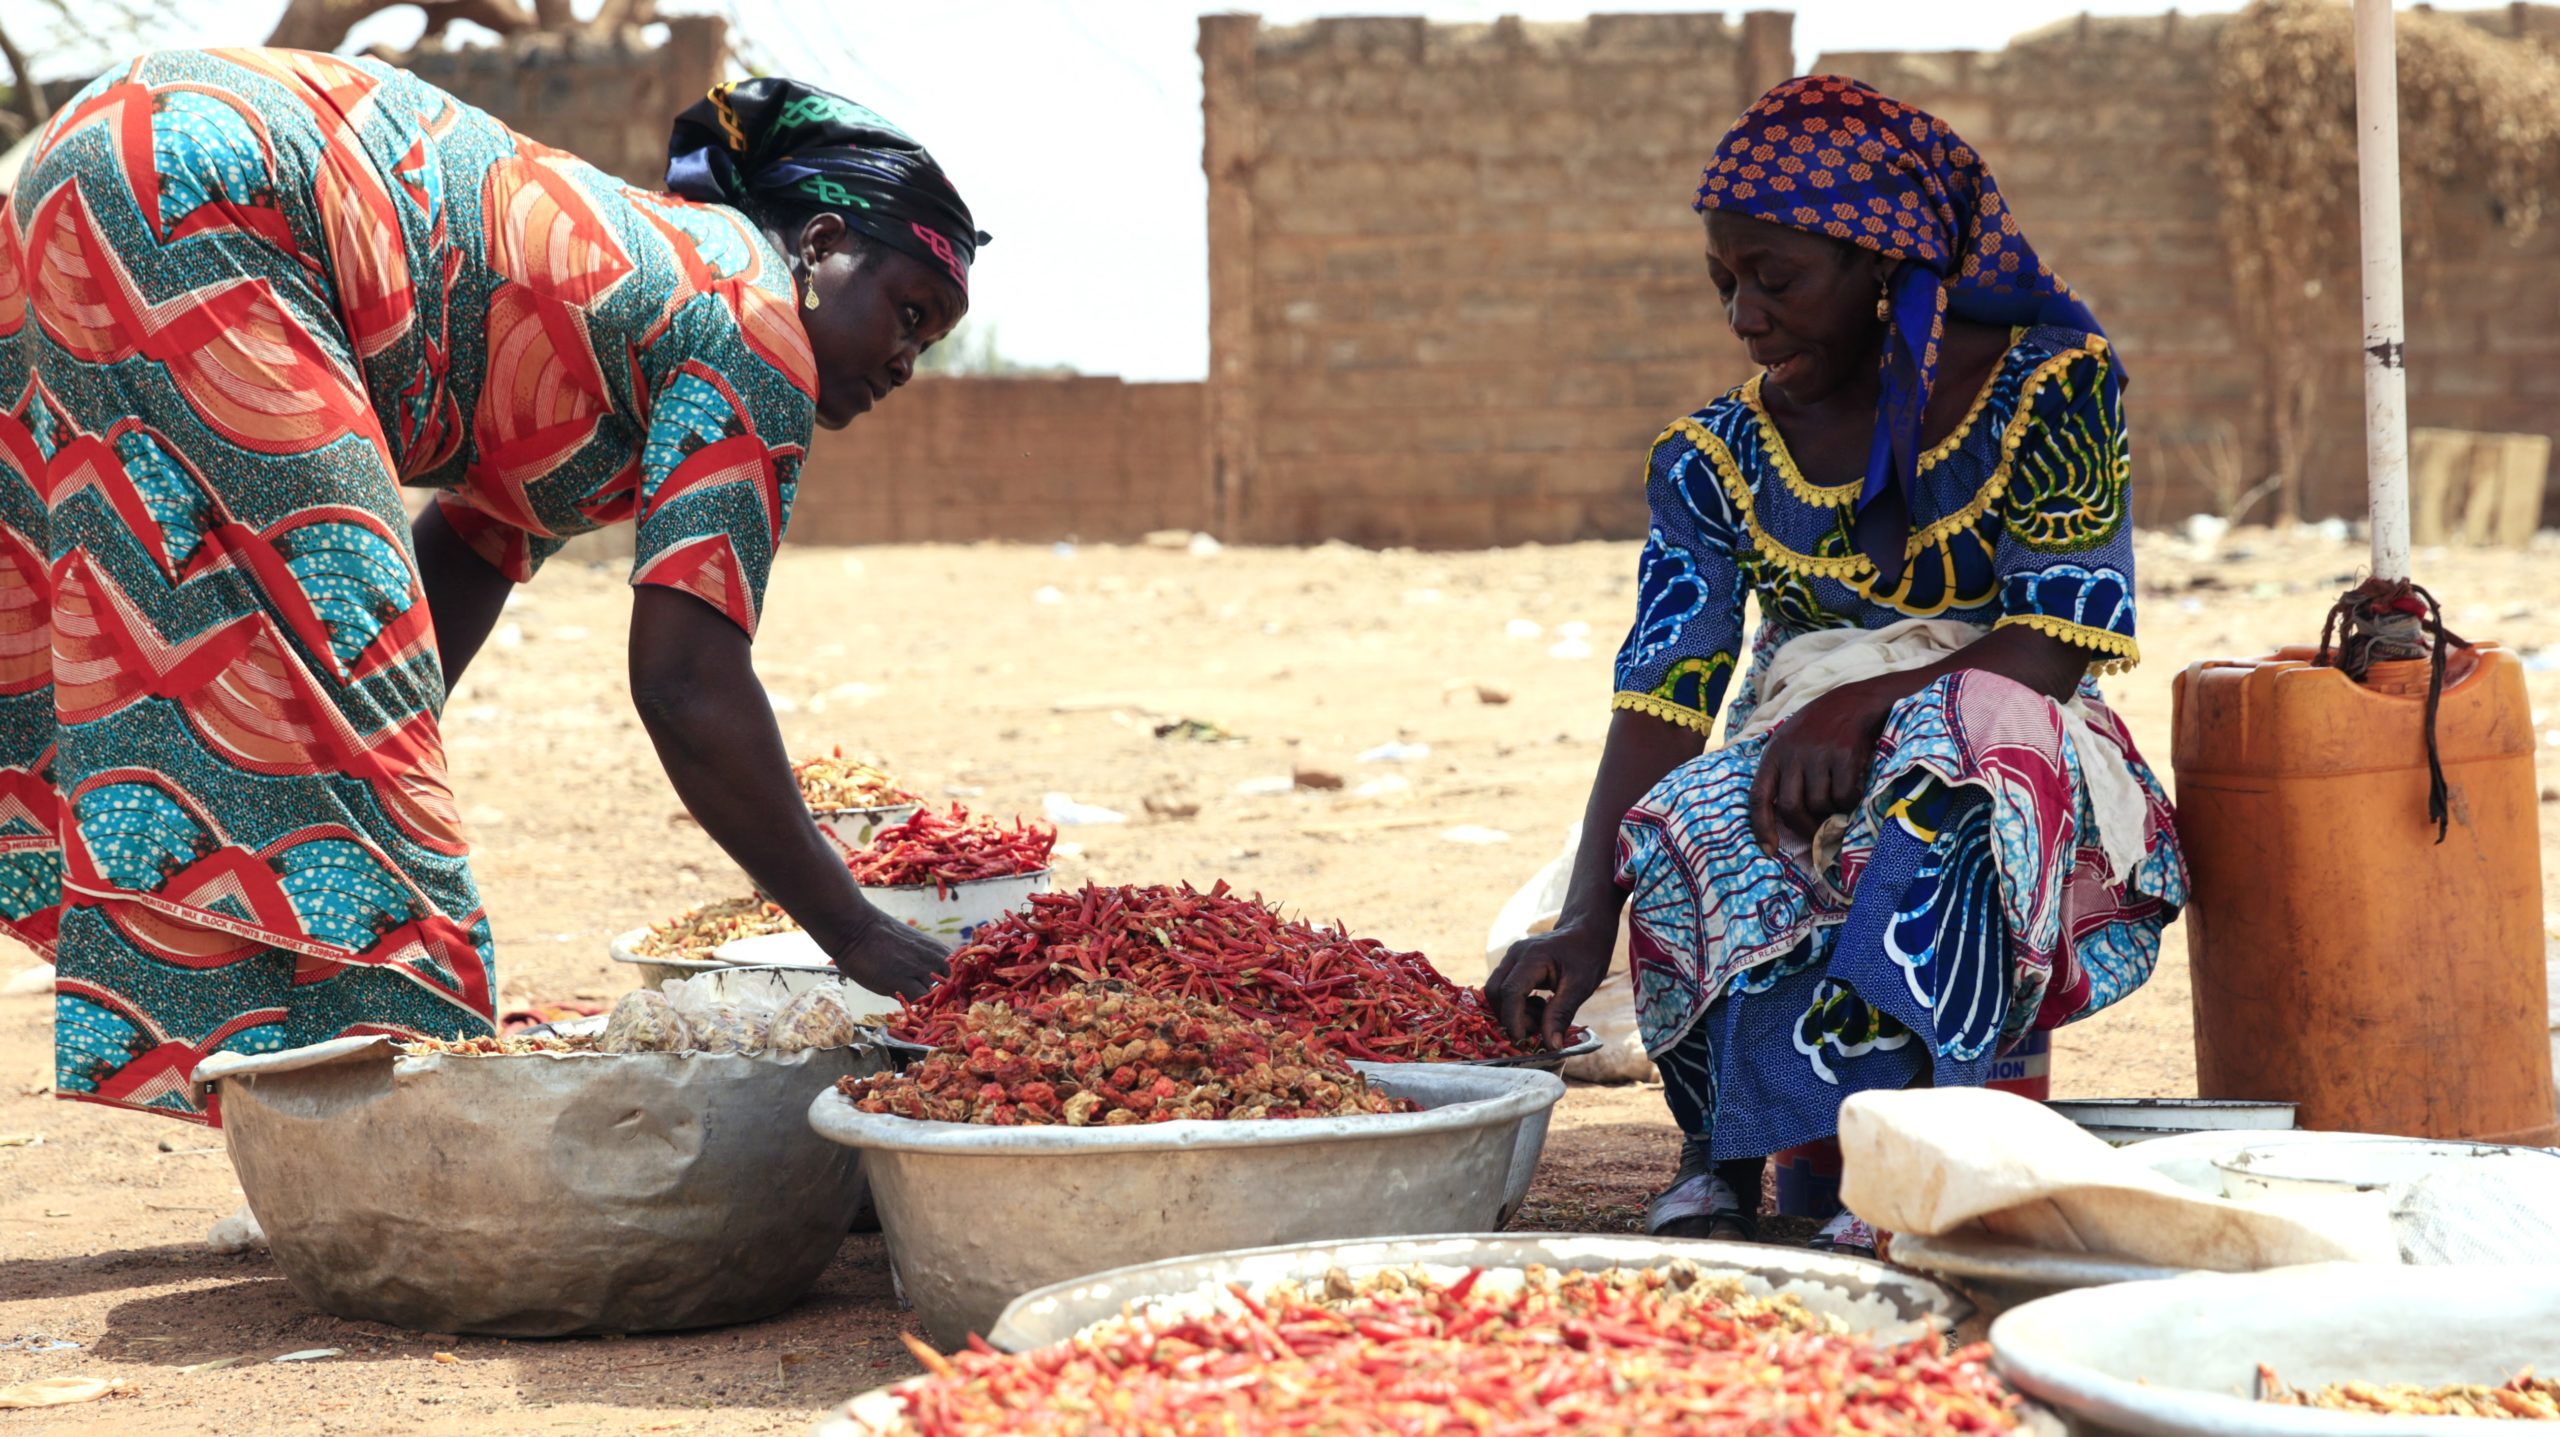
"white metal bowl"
806,1062,1563,1347
857,868,1050,949
814,802,923,857
1991,1263,2560,1436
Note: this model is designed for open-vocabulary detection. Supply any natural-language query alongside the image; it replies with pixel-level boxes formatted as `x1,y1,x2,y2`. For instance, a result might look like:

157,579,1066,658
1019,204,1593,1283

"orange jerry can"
2172,645,2556,1144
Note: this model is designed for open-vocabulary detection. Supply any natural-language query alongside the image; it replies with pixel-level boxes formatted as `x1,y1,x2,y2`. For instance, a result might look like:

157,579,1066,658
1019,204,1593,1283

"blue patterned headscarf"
1695,75,2105,580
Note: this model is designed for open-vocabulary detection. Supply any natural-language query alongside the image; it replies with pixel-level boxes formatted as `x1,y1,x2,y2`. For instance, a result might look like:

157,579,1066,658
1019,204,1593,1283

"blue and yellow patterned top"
1611,325,2138,734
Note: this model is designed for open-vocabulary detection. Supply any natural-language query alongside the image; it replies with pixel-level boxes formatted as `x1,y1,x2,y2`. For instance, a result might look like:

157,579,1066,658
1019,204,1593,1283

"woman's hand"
831,912,949,1000
1485,922,1615,1052
1748,680,1893,853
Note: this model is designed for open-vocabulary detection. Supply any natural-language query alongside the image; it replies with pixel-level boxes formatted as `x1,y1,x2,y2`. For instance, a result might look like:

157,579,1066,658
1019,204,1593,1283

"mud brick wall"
1201,7,2560,545
1201,12,1798,548
1822,6,2560,526
787,377,1210,545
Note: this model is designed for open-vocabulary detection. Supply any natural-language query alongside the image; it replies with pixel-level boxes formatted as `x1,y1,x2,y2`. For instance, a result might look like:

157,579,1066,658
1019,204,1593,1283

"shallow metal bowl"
815,1235,2060,1437
990,1232,1976,1350
608,923,727,992
807,1062,1563,1347
1992,1264,2560,1436
196,974,899,1337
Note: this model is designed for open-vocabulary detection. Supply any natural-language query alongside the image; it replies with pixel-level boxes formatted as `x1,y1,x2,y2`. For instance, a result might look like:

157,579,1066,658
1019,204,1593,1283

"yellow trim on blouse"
1668,333,2112,577
1996,612,2143,675
1737,330,2024,509
1612,690,1720,734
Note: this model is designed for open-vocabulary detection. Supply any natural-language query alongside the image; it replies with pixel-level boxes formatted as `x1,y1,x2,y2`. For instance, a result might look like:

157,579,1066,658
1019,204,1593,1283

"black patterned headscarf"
666,78,988,292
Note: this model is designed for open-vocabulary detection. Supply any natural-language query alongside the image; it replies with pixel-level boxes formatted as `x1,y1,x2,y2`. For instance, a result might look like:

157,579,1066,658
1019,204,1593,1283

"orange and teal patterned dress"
0,48,815,1121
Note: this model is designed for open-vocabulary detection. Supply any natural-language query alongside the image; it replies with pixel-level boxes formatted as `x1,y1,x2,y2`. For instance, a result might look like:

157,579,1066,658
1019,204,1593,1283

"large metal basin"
195,977,896,1337
806,1062,1563,1347
1991,1264,2560,1436
816,1235,2058,1437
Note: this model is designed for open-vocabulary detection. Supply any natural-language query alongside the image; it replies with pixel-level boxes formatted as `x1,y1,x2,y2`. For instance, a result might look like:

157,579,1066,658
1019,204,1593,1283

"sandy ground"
4,525,2556,1434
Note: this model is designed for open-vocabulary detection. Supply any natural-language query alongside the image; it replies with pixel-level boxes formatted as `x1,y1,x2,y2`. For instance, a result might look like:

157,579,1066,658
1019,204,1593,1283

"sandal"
1807,1209,1881,1259
1646,1140,1759,1242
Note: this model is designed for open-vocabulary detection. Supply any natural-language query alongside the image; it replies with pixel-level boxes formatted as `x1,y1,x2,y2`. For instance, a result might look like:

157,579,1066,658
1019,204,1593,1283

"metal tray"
1888,1230,2190,1321
2046,1098,2299,1146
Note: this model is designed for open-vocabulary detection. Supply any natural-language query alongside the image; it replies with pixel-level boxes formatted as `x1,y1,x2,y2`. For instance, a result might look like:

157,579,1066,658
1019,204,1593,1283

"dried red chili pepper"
887,882,1554,1062
837,983,1412,1126
868,1263,2026,1435
845,805,1057,898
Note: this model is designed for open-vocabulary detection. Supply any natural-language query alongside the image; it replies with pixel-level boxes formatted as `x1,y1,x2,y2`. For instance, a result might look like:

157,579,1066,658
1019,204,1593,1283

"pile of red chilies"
846,805,1057,897
886,881,1531,1062
840,983,1413,1125
890,1267,2025,1435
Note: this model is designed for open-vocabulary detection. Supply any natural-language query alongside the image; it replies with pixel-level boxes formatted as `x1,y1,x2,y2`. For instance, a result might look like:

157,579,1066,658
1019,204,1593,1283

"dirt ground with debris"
4,526,2556,1434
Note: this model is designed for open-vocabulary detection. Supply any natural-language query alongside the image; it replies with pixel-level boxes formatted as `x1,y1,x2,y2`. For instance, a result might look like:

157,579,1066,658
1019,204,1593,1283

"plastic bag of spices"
600,989,693,1053
664,976,773,1054
767,987,861,1053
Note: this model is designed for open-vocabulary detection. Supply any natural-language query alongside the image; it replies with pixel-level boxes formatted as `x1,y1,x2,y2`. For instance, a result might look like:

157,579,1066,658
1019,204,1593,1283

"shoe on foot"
1646,1140,1758,1241
1807,1209,1880,1259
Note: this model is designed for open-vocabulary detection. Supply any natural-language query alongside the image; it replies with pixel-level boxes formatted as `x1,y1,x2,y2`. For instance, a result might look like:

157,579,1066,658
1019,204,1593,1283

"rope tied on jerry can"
2314,576,2464,843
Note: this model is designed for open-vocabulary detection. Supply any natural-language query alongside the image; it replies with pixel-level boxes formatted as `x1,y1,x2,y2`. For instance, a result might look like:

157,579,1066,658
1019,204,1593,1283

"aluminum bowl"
807,1062,1563,1347
195,973,898,1337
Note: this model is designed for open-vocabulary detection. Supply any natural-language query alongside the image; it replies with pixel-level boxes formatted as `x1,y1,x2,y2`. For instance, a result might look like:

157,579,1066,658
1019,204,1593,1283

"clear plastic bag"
768,987,861,1054
599,988,693,1054
663,975,776,1054
682,1003,767,1054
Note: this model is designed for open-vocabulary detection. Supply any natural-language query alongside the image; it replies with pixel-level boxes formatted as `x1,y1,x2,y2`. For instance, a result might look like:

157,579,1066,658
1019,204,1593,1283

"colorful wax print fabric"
0,48,816,1120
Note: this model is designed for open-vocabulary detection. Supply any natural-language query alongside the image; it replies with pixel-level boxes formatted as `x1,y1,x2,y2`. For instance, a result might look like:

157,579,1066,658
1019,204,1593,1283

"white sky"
15,1,2485,379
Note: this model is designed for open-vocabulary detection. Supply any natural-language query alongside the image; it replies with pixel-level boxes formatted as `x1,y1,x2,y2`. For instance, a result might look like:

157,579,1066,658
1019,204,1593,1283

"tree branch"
266,0,541,56
0,16,49,133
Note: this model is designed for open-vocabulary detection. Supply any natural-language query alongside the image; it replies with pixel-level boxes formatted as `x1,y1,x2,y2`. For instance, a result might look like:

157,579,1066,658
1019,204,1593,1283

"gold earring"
803,285,821,311
1875,290,1891,322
